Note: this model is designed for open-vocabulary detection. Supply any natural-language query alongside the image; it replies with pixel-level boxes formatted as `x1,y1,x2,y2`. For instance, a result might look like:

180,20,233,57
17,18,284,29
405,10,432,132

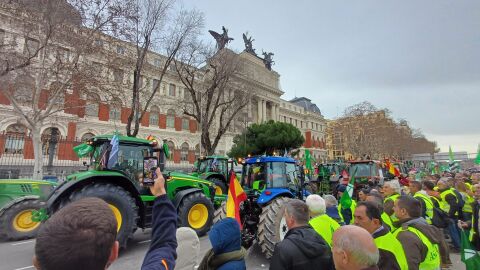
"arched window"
109,98,122,121
42,127,60,155
167,141,175,158
181,142,189,161
4,124,27,154
81,132,95,142
182,117,189,130
150,105,159,126
166,109,175,128
195,144,200,159
85,93,100,117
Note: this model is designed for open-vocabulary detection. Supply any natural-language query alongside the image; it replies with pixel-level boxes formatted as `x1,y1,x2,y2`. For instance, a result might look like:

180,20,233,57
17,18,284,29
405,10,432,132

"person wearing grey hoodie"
392,195,448,270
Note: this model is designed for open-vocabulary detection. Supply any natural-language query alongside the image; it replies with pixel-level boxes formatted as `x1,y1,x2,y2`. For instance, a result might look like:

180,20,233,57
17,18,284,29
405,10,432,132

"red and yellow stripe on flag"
226,170,247,228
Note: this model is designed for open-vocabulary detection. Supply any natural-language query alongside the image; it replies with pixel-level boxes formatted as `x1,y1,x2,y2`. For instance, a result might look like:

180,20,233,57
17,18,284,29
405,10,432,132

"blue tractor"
214,156,308,258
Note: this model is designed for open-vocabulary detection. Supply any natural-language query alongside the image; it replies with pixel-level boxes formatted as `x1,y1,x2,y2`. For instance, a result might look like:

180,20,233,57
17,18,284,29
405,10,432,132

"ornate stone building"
0,4,327,173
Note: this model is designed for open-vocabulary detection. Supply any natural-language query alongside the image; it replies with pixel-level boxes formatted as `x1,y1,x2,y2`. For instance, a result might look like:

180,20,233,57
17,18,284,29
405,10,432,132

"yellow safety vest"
338,200,357,224
381,212,394,231
384,194,400,223
460,192,474,214
309,214,340,247
374,230,409,270
439,188,458,215
393,226,441,270
414,192,434,224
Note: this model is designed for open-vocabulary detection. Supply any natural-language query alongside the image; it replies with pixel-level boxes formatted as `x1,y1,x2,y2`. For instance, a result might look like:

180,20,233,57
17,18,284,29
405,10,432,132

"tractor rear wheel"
257,197,291,259
0,199,45,241
178,192,214,236
65,183,138,248
213,201,227,223
211,178,227,195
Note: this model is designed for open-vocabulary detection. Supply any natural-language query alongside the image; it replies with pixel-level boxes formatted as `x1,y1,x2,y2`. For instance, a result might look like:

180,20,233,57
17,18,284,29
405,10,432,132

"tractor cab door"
242,162,267,192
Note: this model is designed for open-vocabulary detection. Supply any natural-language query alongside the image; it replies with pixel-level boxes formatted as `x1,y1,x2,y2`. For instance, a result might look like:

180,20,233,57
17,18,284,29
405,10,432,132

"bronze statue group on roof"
208,26,275,71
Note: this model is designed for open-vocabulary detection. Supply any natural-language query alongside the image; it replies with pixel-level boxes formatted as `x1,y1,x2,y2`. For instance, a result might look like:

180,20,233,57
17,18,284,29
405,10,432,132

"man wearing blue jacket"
142,167,178,270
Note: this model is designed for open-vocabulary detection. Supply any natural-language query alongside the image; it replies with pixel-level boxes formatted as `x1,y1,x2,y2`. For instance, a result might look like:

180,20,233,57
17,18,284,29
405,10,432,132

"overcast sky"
184,0,480,154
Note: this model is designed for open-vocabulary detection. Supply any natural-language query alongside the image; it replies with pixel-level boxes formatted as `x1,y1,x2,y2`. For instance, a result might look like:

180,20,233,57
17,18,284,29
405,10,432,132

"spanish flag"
386,159,400,177
226,170,247,228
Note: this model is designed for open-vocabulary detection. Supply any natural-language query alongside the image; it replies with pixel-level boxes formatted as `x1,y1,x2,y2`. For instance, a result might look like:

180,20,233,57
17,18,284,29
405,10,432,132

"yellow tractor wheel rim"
108,204,122,233
215,186,224,195
188,204,208,229
12,210,40,232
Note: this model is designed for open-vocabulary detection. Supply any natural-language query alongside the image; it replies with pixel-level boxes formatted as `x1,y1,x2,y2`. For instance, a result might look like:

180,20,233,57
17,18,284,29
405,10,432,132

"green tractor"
0,179,56,241
43,134,216,247
191,156,236,195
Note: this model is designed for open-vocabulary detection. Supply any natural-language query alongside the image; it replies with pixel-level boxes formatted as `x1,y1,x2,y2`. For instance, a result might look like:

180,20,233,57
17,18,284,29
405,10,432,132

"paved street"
0,228,466,270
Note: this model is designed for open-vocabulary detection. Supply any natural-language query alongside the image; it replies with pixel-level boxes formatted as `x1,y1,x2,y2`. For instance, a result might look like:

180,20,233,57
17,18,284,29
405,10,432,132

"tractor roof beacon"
44,134,216,248
213,156,309,259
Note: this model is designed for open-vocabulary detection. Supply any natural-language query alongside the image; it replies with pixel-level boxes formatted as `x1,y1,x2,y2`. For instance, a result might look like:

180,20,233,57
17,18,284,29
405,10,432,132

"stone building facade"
0,4,328,172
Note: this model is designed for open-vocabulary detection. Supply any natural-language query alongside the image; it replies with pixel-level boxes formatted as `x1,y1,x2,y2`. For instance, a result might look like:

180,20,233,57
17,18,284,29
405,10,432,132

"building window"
92,62,102,75
81,133,95,142
301,121,303,128
116,45,125,54
167,109,175,128
152,79,160,91
154,58,162,67
182,118,189,130
295,119,298,127
95,39,103,47
169,84,176,96
86,94,100,117
181,142,189,161
4,124,27,154
284,116,287,122
167,141,175,155
41,127,60,155
113,69,124,83
150,106,159,126
24,38,39,56
109,99,121,121
195,144,200,159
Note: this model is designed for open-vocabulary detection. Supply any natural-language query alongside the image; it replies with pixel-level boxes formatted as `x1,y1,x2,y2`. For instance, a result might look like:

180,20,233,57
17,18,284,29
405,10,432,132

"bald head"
332,225,379,270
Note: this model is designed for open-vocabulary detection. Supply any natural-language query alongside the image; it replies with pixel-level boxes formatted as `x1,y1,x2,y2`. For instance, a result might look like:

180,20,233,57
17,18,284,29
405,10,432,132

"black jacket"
269,225,334,270
470,201,480,250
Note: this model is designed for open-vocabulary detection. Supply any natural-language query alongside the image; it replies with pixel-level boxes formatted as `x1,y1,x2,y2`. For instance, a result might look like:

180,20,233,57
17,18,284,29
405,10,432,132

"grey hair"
306,195,326,215
285,199,309,225
323,194,338,207
384,180,401,194
335,230,379,267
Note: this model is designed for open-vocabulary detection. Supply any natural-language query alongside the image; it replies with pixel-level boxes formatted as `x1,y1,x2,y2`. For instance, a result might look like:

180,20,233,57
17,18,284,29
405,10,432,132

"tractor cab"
345,160,382,186
192,156,234,195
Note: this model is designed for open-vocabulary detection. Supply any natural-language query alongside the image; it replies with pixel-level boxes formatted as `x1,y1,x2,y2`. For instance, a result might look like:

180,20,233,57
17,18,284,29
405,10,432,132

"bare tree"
115,0,204,137
0,0,131,179
175,45,252,155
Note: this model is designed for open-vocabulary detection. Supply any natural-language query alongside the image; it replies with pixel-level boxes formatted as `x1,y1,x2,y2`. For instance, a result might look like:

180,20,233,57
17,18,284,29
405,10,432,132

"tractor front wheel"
178,192,214,236
211,178,227,195
257,197,291,259
0,199,45,241
65,183,138,248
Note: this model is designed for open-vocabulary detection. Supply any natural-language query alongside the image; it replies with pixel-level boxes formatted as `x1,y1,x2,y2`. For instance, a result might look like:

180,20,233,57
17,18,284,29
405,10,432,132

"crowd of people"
31,166,480,270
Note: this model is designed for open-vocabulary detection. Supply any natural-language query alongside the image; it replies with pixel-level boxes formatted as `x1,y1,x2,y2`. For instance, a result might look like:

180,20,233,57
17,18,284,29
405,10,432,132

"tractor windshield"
268,162,296,188
350,163,374,178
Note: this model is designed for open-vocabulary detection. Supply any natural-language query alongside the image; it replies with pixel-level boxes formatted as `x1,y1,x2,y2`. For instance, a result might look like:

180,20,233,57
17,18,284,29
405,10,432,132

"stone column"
262,100,267,121
257,99,262,123
248,98,252,118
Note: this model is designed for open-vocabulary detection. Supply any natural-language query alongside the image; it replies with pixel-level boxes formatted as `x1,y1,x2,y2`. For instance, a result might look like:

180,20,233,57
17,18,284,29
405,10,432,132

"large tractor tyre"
257,197,291,259
178,192,214,236
0,199,45,241
213,201,227,223
65,183,139,248
211,178,227,195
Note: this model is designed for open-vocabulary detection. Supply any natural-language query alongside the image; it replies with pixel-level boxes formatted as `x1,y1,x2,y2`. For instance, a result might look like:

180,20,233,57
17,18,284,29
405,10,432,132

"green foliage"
228,120,305,158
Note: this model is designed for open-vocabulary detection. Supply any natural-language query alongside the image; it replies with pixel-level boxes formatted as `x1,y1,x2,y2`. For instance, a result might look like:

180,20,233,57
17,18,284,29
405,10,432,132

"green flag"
461,229,480,270
449,145,454,163
340,167,357,209
73,143,93,158
475,144,480,165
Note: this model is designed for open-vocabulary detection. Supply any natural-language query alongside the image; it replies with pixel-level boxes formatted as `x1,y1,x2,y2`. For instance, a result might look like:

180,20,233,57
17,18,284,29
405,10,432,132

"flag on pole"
305,149,313,176
461,229,480,270
107,135,119,169
386,159,400,177
73,143,93,158
226,170,247,228
475,144,480,165
449,145,455,162
340,167,357,209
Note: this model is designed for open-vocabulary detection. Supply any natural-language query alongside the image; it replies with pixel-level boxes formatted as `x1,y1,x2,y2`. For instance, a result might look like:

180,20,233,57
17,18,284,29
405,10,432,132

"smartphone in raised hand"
143,157,158,186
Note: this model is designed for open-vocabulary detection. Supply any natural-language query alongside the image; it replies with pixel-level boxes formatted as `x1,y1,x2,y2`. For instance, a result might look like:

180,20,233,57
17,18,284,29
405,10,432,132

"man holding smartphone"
142,167,177,270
